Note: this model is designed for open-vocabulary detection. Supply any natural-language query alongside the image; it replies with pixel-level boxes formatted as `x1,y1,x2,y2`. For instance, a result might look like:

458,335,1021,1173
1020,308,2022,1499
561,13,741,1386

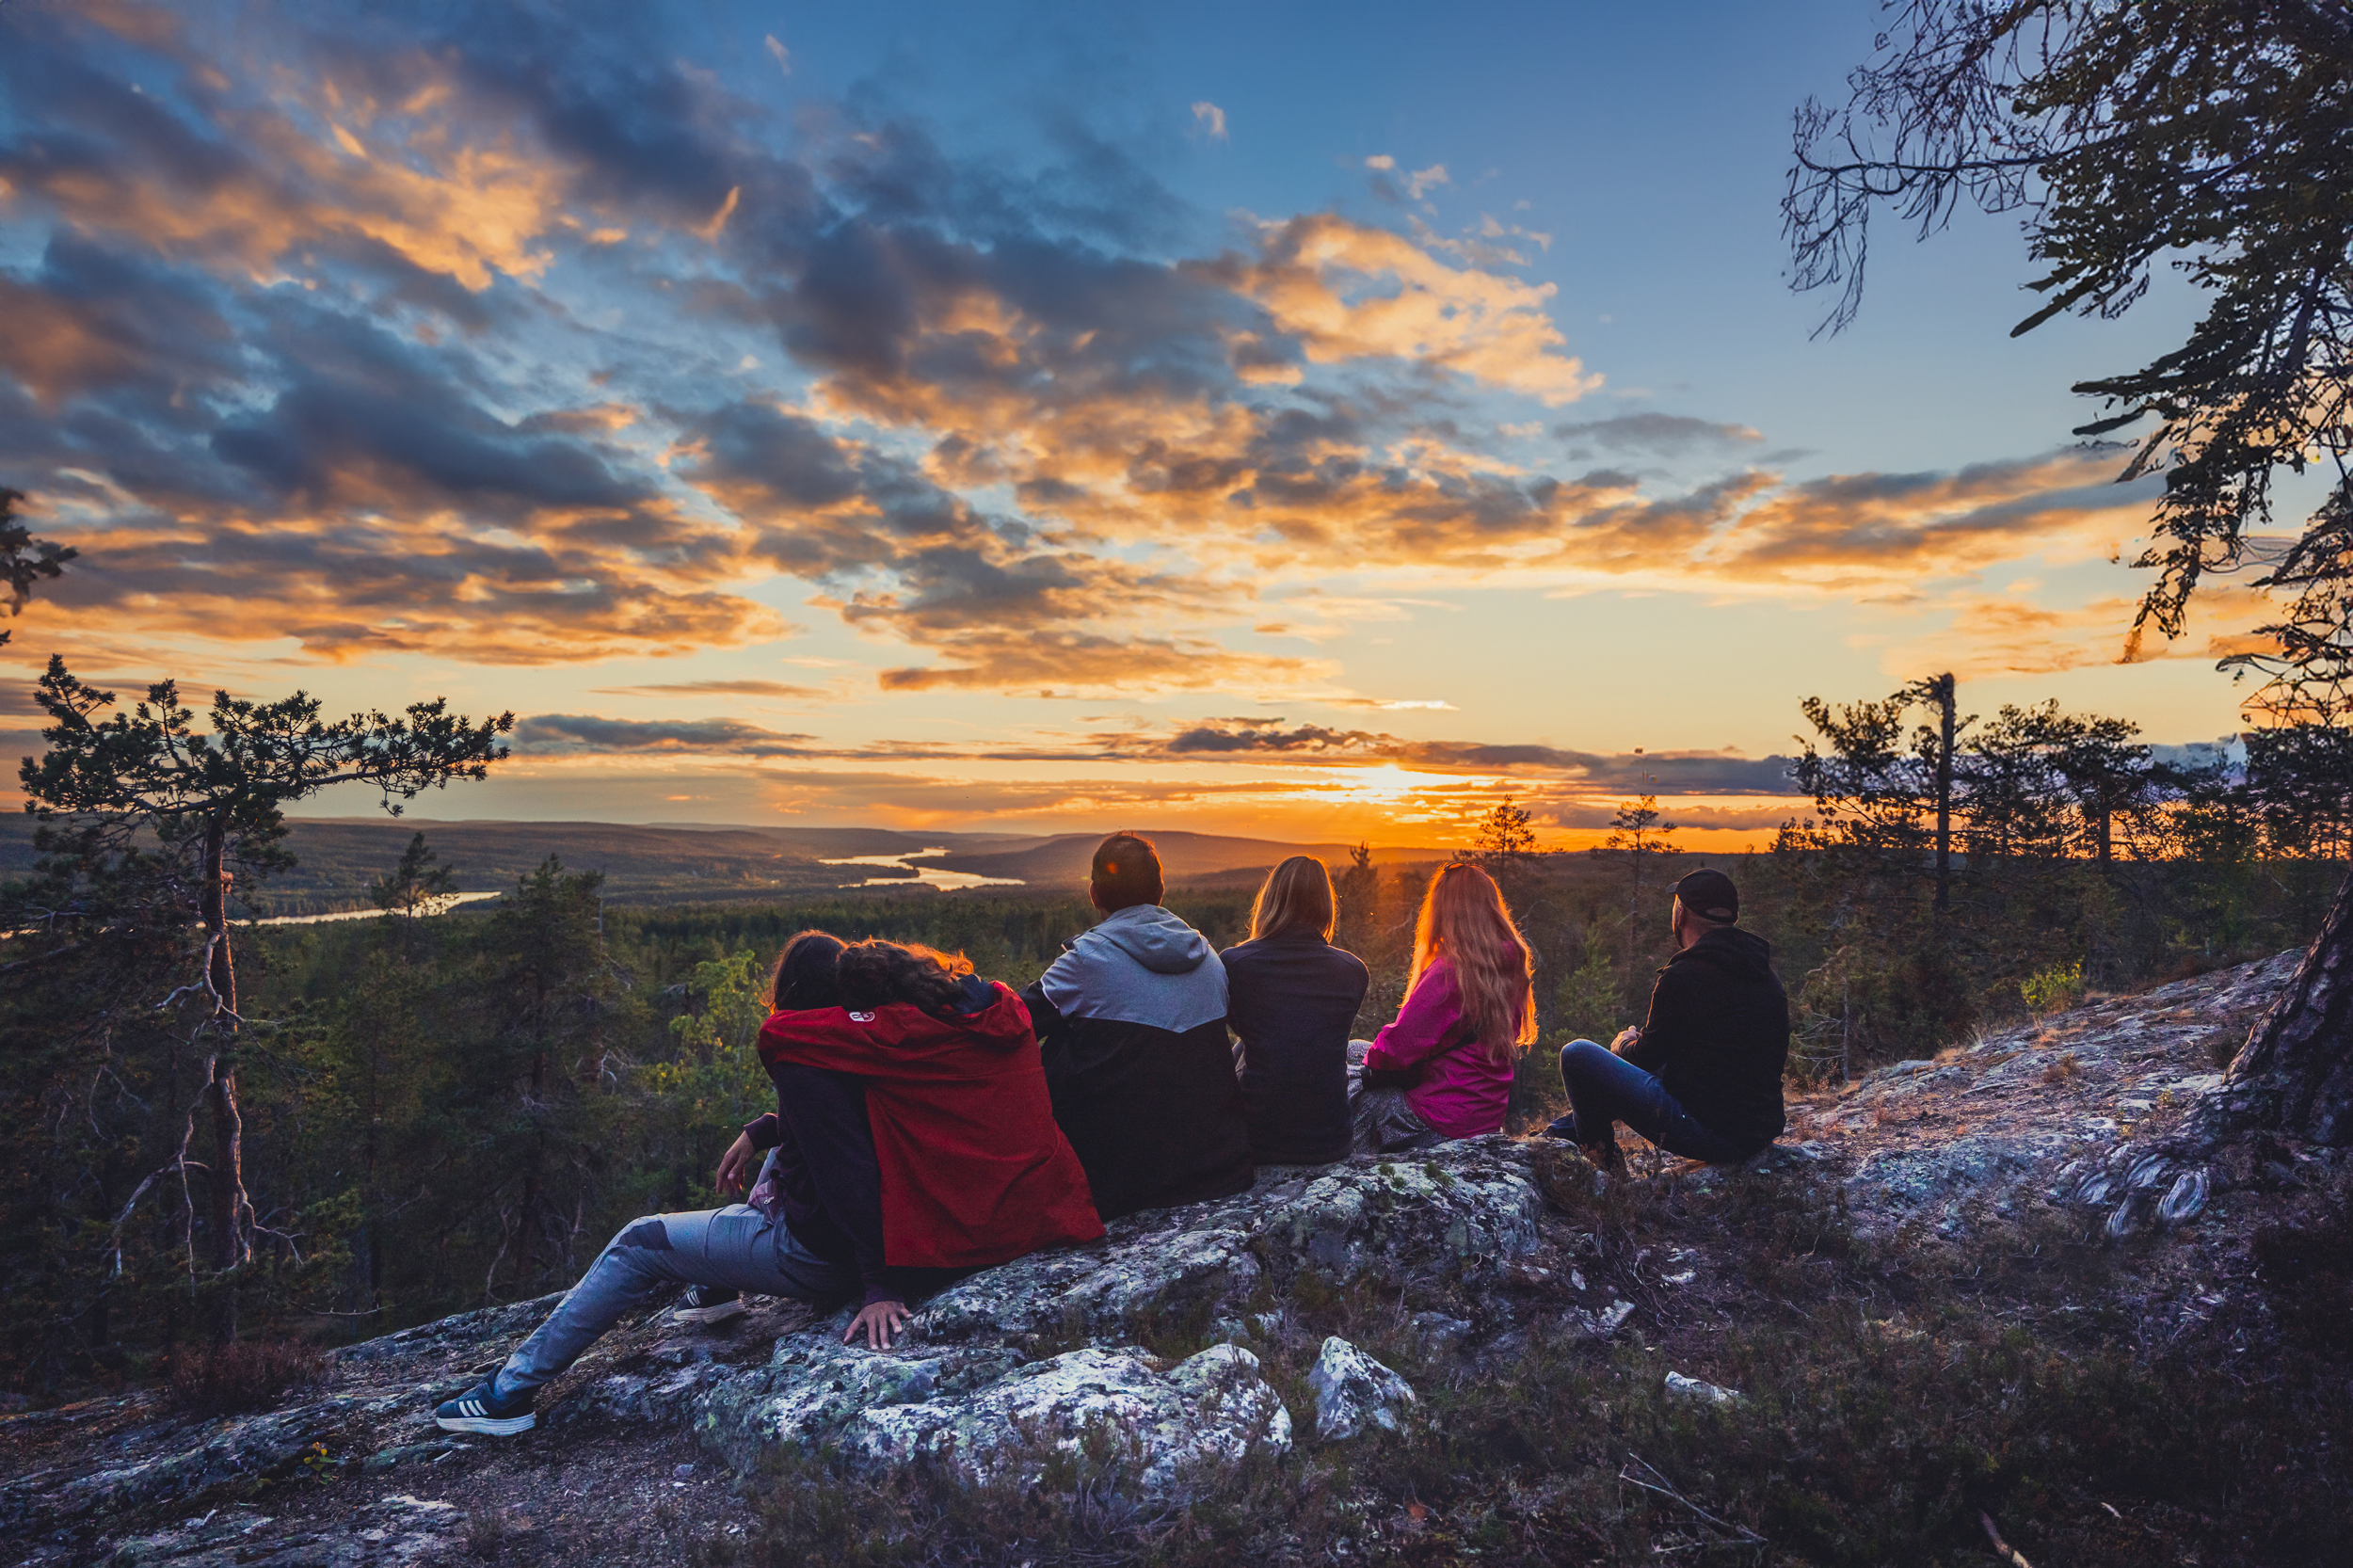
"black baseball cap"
1673,868,1738,922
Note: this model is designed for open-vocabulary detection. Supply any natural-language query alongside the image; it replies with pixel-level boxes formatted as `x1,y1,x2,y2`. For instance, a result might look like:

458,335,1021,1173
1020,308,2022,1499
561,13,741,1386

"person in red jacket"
759,938,1106,1345
434,936,1099,1439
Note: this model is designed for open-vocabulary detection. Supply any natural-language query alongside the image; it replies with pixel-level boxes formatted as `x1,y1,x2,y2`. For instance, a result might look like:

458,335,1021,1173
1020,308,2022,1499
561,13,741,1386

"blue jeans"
493,1203,857,1400
1552,1040,1758,1164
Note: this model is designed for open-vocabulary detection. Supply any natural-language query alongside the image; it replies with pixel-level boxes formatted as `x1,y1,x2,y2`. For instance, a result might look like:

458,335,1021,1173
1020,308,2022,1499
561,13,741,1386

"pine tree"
15,660,510,1338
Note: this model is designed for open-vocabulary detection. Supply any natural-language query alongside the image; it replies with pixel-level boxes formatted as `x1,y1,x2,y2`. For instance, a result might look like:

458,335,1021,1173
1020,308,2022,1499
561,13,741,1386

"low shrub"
165,1338,330,1416
2021,959,2087,1014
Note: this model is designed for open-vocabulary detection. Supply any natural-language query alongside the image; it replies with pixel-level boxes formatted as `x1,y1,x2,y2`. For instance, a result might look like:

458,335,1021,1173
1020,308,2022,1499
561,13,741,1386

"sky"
0,0,2278,849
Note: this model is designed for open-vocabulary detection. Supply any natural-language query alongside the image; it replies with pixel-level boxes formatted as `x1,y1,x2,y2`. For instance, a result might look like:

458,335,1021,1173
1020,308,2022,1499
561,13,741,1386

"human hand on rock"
716,1132,759,1196
846,1299,910,1350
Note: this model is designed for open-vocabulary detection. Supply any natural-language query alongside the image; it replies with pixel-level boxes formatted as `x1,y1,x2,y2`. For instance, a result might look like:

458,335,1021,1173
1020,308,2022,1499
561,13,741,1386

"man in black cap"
1545,867,1788,1168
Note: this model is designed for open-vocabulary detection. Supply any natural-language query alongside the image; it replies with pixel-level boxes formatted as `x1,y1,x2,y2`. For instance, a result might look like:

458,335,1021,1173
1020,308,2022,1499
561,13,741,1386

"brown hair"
1090,830,1163,911
1249,856,1336,941
837,939,977,1018
769,929,846,1011
1409,863,1536,1065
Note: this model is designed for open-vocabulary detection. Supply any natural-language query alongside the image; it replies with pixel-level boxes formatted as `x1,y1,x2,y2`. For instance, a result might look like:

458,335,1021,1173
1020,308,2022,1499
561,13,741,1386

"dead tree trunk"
1925,673,1957,920
199,812,250,1340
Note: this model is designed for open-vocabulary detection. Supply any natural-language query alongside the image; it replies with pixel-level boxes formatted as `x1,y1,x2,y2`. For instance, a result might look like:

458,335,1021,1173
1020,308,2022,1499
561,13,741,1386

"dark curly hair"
836,939,976,1018
769,930,846,1011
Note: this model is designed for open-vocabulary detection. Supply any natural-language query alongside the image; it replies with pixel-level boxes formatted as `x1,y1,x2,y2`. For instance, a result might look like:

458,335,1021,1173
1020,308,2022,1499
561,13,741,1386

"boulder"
839,1344,1291,1495
1663,1371,1741,1406
1306,1337,1417,1441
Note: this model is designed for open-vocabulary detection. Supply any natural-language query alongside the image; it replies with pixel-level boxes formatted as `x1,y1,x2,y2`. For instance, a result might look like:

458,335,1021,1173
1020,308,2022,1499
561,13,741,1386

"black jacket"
1221,932,1369,1166
1623,927,1789,1151
1019,982,1254,1221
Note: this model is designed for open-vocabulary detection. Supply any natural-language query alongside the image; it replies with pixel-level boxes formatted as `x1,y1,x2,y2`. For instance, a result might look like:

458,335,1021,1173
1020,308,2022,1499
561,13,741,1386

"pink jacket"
1364,954,1517,1140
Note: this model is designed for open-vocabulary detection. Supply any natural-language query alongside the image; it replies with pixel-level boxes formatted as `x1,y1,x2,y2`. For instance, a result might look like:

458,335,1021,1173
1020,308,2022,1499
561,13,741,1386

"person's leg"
1555,1039,1641,1146
1554,1041,1752,1164
491,1205,854,1400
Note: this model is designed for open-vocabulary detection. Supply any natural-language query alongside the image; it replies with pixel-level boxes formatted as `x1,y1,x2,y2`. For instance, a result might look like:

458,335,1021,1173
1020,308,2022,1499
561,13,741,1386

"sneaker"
433,1379,535,1436
673,1285,745,1326
1543,1116,1578,1141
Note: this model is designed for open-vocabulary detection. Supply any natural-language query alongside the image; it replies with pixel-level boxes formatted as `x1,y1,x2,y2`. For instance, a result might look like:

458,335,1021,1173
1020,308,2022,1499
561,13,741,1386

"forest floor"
6,948,2348,1567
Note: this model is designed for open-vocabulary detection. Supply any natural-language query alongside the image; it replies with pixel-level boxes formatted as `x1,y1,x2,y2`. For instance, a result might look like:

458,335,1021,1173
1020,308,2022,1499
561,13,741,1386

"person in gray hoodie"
1019,832,1254,1219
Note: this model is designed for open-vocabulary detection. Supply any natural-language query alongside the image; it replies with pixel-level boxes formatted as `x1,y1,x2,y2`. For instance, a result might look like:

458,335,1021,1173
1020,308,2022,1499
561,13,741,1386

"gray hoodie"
1037,904,1228,1033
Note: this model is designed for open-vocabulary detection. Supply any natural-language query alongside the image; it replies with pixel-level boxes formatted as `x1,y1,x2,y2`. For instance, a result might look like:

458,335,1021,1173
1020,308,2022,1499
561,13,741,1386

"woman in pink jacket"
1351,862,1537,1154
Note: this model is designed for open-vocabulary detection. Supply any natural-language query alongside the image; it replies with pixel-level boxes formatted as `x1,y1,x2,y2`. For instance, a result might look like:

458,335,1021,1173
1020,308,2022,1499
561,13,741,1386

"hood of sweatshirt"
1037,904,1227,1032
1089,904,1215,974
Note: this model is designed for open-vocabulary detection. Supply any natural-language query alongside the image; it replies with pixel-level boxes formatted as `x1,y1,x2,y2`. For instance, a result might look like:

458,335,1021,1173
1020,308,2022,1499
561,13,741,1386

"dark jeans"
1554,1039,1758,1164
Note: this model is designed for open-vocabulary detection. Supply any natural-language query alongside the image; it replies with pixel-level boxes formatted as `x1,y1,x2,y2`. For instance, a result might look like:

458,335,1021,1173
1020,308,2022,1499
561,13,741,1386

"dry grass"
164,1339,330,1416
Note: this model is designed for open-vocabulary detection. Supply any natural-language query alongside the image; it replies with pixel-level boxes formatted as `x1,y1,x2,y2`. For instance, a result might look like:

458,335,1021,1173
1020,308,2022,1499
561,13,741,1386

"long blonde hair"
1249,856,1336,941
1410,863,1536,1064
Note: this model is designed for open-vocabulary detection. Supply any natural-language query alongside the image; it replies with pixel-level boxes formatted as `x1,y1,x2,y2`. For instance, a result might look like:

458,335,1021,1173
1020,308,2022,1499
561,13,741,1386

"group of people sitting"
435,834,1789,1437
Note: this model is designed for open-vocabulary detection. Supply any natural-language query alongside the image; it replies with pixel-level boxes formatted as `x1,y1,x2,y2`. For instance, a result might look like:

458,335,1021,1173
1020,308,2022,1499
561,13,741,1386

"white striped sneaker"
673,1286,745,1325
433,1379,536,1436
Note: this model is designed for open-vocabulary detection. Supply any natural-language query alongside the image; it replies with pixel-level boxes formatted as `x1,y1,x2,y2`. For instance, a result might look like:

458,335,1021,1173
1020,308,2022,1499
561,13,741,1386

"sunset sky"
0,0,2281,849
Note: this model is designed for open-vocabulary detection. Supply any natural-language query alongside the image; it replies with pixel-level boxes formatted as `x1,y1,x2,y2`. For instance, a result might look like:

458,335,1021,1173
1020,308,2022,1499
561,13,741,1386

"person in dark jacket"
1223,856,1369,1166
1545,869,1788,1168
1021,831,1254,1218
436,932,884,1437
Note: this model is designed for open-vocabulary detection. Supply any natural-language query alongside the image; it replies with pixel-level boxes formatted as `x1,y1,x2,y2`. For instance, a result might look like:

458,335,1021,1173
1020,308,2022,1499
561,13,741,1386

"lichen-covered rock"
1663,1371,1741,1406
837,1344,1291,1496
1307,1337,1416,1441
98,1494,458,1566
1844,1130,2086,1235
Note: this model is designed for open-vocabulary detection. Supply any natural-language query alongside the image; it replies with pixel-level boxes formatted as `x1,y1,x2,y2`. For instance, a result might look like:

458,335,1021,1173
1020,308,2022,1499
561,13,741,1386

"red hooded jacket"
757,983,1105,1269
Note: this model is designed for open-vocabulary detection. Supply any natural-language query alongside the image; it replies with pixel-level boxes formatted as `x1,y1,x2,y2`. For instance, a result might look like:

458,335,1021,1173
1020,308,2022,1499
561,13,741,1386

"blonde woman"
1351,862,1536,1154
1221,856,1370,1165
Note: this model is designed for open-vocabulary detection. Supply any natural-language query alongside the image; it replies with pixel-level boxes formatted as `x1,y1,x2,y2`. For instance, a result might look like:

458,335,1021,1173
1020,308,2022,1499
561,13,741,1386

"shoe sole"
435,1411,535,1436
673,1300,746,1325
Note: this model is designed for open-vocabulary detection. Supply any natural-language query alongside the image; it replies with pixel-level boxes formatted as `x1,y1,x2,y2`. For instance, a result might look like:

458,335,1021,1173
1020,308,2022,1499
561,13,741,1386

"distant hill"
0,817,1451,913
928,832,1449,889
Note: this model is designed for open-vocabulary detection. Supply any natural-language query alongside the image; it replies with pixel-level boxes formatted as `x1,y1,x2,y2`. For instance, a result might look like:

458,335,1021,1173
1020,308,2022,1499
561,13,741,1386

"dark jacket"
1221,931,1369,1165
743,1066,918,1305
1623,927,1789,1152
1020,905,1253,1220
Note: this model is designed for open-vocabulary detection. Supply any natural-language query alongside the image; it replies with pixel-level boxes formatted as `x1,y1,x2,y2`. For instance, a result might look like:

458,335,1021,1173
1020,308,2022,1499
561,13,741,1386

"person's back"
1623,924,1788,1149
1224,856,1369,1166
764,943,1105,1267
1021,832,1253,1219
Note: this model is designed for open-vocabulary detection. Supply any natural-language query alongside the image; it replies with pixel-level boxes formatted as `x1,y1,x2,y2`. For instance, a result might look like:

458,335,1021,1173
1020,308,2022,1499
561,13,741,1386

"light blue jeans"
492,1203,856,1400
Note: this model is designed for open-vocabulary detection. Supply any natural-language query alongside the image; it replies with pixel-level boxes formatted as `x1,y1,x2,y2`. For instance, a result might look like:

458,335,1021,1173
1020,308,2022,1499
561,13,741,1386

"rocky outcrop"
5,1136,1557,1552
694,1138,1541,1479
1787,951,2308,1239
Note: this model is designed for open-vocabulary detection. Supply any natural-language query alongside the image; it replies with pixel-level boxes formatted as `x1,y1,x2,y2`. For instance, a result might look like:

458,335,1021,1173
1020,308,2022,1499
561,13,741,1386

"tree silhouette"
1595,794,1678,967
0,488,73,644
1790,4,2353,1179
1470,797,1538,867
18,659,511,1336
370,830,459,930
